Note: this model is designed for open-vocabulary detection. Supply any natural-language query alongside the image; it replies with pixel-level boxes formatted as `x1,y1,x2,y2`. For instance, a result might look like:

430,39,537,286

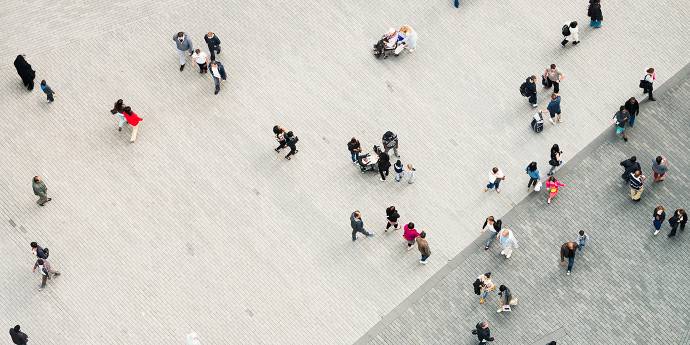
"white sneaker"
653,230,660,236
500,250,505,256
566,270,571,275
549,118,555,124
420,260,427,264
505,253,512,258
407,245,414,251
531,104,538,108
497,308,503,313
380,178,385,181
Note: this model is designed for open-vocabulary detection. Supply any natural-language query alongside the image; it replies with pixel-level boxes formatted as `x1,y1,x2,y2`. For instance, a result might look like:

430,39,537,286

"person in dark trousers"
560,241,577,275
416,231,431,264
377,149,391,181
273,125,287,152
496,285,516,313
624,97,639,127
546,93,562,124
347,137,362,164
620,156,640,182
561,21,579,46
13,55,36,91
32,176,51,206
385,206,400,231
471,321,494,342
284,131,299,160
525,161,540,190
652,205,666,236
641,68,656,101
543,64,564,93
547,144,563,176
30,242,49,259
9,325,28,345
204,32,222,61
588,0,603,28
382,131,399,157
613,105,630,142
40,80,55,102
209,61,227,95
351,210,374,241
526,76,538,107
481,216,502,250
667,209,687,238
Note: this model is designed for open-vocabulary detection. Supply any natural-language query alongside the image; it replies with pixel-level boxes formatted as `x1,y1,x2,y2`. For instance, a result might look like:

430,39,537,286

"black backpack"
562,24,571,36
519,82,528,97
43,247,50,259
472,279,482,295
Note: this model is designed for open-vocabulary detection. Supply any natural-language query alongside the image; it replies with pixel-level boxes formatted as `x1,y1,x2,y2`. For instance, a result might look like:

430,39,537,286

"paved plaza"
1,0,689,344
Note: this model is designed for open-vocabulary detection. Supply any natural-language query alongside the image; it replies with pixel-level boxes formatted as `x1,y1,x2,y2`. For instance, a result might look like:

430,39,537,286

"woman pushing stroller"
372,26,417,59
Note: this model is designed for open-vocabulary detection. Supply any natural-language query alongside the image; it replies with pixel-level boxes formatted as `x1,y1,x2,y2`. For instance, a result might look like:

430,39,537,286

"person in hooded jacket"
526,76,538,107
377,150,391,181
13,55,36,91
385,206,400,231
588,0,603,28
619,156,640,182
525,161,540,190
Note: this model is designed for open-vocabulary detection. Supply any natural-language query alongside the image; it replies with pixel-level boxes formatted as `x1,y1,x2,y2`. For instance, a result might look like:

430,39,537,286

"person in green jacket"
32,176,51,206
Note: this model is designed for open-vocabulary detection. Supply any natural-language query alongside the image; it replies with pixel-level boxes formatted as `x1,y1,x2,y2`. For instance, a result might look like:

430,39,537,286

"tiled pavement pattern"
359,71,690,344
1,0,689,344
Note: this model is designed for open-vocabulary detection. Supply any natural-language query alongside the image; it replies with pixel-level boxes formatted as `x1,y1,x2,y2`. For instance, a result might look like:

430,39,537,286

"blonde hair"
399,25,411,34
406,163,414,170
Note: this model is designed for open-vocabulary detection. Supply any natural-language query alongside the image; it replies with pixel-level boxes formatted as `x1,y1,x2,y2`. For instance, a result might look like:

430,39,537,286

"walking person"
546,93,562,124
377,150,391,181
32,176,51,206
30,242,49,259
652,206,666,236
122,106,143,143
560,241,577,275
547,144,563,176
351,210,374,241
560,21,580,47
284,131,299,160
209,61,227,95
498,228,518,259
393,160,404,182
543,64,565,93
524,75,538,107
403,222,420,251
525,161,540,191
347,137,362,164
192,49,209,73
9,325,28,345
477,272,495,304
204,32,222,61
385,206,400,232
481,216,502,250
471,321,495,343
624,97,640,127
620,156,640,182
110,99,127,131
33,258,60,290
640,68,656,101
667,209,687,238
652,155,668,182
496,285,518,313
629,170,646,202
273,125,288,152
613,106,630,142
545,176,565,204
588,0,603,28
576,230,590,251
173,32,194,71
381,131,399,157
484,167,506,193
40,80,55,102
417,231,431,264
405,163,416,184
13,55,36,91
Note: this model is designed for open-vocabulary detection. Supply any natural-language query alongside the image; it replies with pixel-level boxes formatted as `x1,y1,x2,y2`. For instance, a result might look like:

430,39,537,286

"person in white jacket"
497,229,519,258
561,21,579,47
395,25,418,54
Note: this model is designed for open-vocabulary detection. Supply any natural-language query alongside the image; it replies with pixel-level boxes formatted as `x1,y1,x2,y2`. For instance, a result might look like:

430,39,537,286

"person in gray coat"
351,211,374,241
174,32,194,71
32,176,51,206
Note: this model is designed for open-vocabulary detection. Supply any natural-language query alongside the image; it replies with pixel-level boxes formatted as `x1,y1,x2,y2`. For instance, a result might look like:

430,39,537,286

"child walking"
394,160,404,182
405,163,416,184
576,230,590,251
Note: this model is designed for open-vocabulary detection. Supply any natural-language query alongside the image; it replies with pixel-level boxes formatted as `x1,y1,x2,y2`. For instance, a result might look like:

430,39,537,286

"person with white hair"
497,228,518,259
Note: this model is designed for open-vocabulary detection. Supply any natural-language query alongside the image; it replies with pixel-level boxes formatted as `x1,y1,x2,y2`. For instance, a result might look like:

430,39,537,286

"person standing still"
640,68,656,101
204,32,222,61
481,216,502,250
173,32,194,71
405,163,416,184
393,160,404,182
32,176,51,206
416,231,431,264
546,93,562,124
526,75,538,107
471,321,495,342
484,167,506,193
620,156,640,182
588,0,603,28
209,61,227,95
9,325,28,345
33,258,60,290
347,137,362,164
624,97,639,127
477,272,495,304
652,156,668,182
498,229,518,258
629,170,646,202
403,222,420,250
191,49,209,73
284,131,299,160
543,64,564,93
613,106,630,142
652,206,666,236
560,241,577,275
351,211,374,241
40,80,55,102
547,144,563,176
576,230,590,251
377,150,391,181
110,99,127,131
525,161,540,191
13,55,36,91
667,209,687,238
382,131,399,157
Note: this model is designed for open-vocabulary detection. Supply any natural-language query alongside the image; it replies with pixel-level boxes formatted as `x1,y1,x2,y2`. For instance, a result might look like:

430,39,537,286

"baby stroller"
358,145,380,173
373,35,398,59
531,111,544,133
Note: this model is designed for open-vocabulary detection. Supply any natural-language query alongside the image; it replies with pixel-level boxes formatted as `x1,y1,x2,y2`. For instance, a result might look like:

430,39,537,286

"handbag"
541,75,548,87
533,181,542,192
639,80,648,89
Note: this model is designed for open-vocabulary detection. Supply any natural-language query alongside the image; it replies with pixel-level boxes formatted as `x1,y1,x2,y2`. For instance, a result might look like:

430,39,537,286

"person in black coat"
204,32,222,61
385,206,400,231
526,76,538,107
588,0,603,28
667,209,687,238
9,325,28,345
624,97,640,127
471,321,494,342
377,149,391,181
619,156,640,182
13,55,36,91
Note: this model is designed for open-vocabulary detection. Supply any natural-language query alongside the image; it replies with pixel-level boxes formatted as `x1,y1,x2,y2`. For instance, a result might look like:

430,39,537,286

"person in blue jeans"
525,161,540,190
560,241,577,275
347,137,362,164
481,216,502,250
576,230,590,251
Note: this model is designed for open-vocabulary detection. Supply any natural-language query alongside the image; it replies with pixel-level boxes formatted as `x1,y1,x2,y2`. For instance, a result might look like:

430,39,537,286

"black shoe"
47,198,52,202
214,90,219,95
118,127,122,132
471,330,478,335
572,41,580,45
649,98,656,101
180,64,185,71
623,137,628,142
39,203,45,206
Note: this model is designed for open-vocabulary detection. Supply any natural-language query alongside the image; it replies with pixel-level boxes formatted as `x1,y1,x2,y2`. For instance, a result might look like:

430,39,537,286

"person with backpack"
481,216,502,250
560,241,578,275
385,206,400,232
284,131,299,160
620,156,640,182
30,242,49,259
347,137,362,164
9,325,28,345
640,68,656,101
381,131,399,157
520,76,538,107
546,93,562,124
588,0,603,28
33,258,60,290
561,21,579,47
543,64,564,94
525,162,540,191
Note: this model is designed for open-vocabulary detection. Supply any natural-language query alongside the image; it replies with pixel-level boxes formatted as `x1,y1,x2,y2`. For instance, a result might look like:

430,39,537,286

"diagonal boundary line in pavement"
353,61,690,345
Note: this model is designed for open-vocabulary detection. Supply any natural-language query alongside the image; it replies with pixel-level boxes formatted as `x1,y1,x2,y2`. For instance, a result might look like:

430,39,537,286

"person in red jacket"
403,222,420,251
122,106,143,143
